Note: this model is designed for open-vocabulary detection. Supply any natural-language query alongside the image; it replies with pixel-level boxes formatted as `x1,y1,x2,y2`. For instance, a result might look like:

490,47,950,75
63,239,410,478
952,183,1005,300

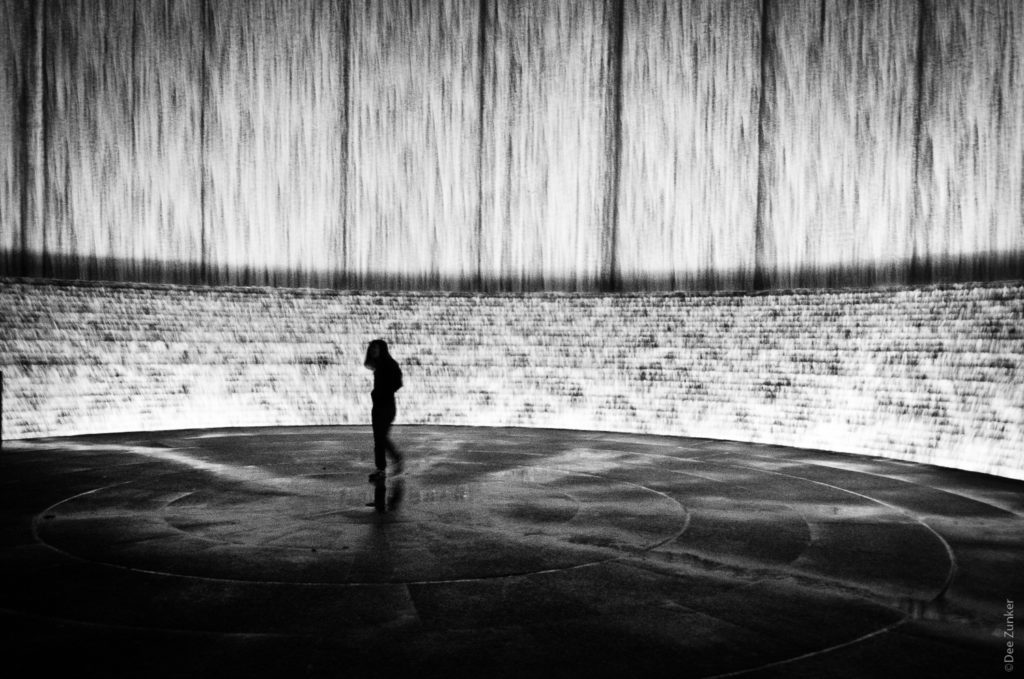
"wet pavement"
2,425,1022,678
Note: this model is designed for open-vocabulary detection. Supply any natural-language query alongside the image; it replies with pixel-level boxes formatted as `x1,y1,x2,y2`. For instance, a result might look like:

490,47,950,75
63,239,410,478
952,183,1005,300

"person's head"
364,339,390,370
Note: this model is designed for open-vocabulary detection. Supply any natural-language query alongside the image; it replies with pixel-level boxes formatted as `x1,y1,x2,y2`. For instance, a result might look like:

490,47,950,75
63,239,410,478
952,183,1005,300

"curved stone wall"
2,278,1022,479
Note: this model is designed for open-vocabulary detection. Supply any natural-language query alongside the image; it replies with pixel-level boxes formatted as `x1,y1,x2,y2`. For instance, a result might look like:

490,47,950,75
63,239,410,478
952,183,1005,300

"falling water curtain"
2,0,1022,291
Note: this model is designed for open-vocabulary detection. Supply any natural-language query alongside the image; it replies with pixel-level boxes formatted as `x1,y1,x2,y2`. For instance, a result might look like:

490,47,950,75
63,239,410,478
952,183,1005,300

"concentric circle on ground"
11,425,1022,679
36,460,688,583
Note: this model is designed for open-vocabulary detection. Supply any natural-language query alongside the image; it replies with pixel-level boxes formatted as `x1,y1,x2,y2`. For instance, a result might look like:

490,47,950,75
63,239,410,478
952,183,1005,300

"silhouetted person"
364,339,402,481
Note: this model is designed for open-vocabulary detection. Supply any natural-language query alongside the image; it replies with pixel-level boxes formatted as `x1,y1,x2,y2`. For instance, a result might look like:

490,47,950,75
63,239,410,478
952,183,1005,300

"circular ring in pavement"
8,425,1020,679
37,462,688,583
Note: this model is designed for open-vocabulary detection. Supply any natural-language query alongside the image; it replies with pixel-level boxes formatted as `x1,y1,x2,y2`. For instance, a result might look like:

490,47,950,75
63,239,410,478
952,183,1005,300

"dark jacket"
372,356,403,408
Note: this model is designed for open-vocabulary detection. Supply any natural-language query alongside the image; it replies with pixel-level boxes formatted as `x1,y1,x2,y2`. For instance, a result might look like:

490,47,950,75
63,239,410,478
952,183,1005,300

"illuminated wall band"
3,278,1022,479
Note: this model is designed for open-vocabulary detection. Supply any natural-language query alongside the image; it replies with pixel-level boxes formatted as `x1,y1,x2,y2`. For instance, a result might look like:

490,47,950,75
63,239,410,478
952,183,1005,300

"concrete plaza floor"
2,425,1022,678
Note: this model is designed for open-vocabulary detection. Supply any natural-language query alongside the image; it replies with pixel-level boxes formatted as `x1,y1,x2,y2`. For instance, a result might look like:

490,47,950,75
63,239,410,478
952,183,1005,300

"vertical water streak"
917,0,1024,281
5,0,1022,291
26,0,45,277
910,0,932,283
753,0,772,291
603,0,624,292
0,0,32,275
618,0,765,288
42,0,136,281
619,0,760,291
200,0,210,284
348,0,481,290
132,0,204,284
483,0,614,290
204,0,347,287
476,0,488,289
337,0,351,290
761,0,920,288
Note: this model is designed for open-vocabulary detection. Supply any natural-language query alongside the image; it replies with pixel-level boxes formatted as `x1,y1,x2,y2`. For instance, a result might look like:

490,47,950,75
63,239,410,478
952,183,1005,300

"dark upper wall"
2,0,1022,292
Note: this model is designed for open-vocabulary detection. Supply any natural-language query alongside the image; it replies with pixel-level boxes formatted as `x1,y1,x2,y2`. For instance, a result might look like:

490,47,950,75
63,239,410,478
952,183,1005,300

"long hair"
364,339,390,370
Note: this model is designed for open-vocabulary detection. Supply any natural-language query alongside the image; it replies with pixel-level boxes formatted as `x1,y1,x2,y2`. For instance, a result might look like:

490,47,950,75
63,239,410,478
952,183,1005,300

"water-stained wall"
2,0,1022,291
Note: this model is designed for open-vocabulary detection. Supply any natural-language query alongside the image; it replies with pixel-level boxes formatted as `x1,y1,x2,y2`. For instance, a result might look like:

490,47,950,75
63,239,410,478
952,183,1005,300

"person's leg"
384,409,402,472
371,408,386,472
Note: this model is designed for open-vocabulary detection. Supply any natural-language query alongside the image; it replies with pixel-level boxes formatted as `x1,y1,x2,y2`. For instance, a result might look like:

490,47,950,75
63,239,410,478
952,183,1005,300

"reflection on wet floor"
368,476,404,514
4,425,1023,679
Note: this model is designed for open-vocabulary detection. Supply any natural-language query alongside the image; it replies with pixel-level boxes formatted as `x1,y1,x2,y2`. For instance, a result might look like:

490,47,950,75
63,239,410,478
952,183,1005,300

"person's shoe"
368,470,386,482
